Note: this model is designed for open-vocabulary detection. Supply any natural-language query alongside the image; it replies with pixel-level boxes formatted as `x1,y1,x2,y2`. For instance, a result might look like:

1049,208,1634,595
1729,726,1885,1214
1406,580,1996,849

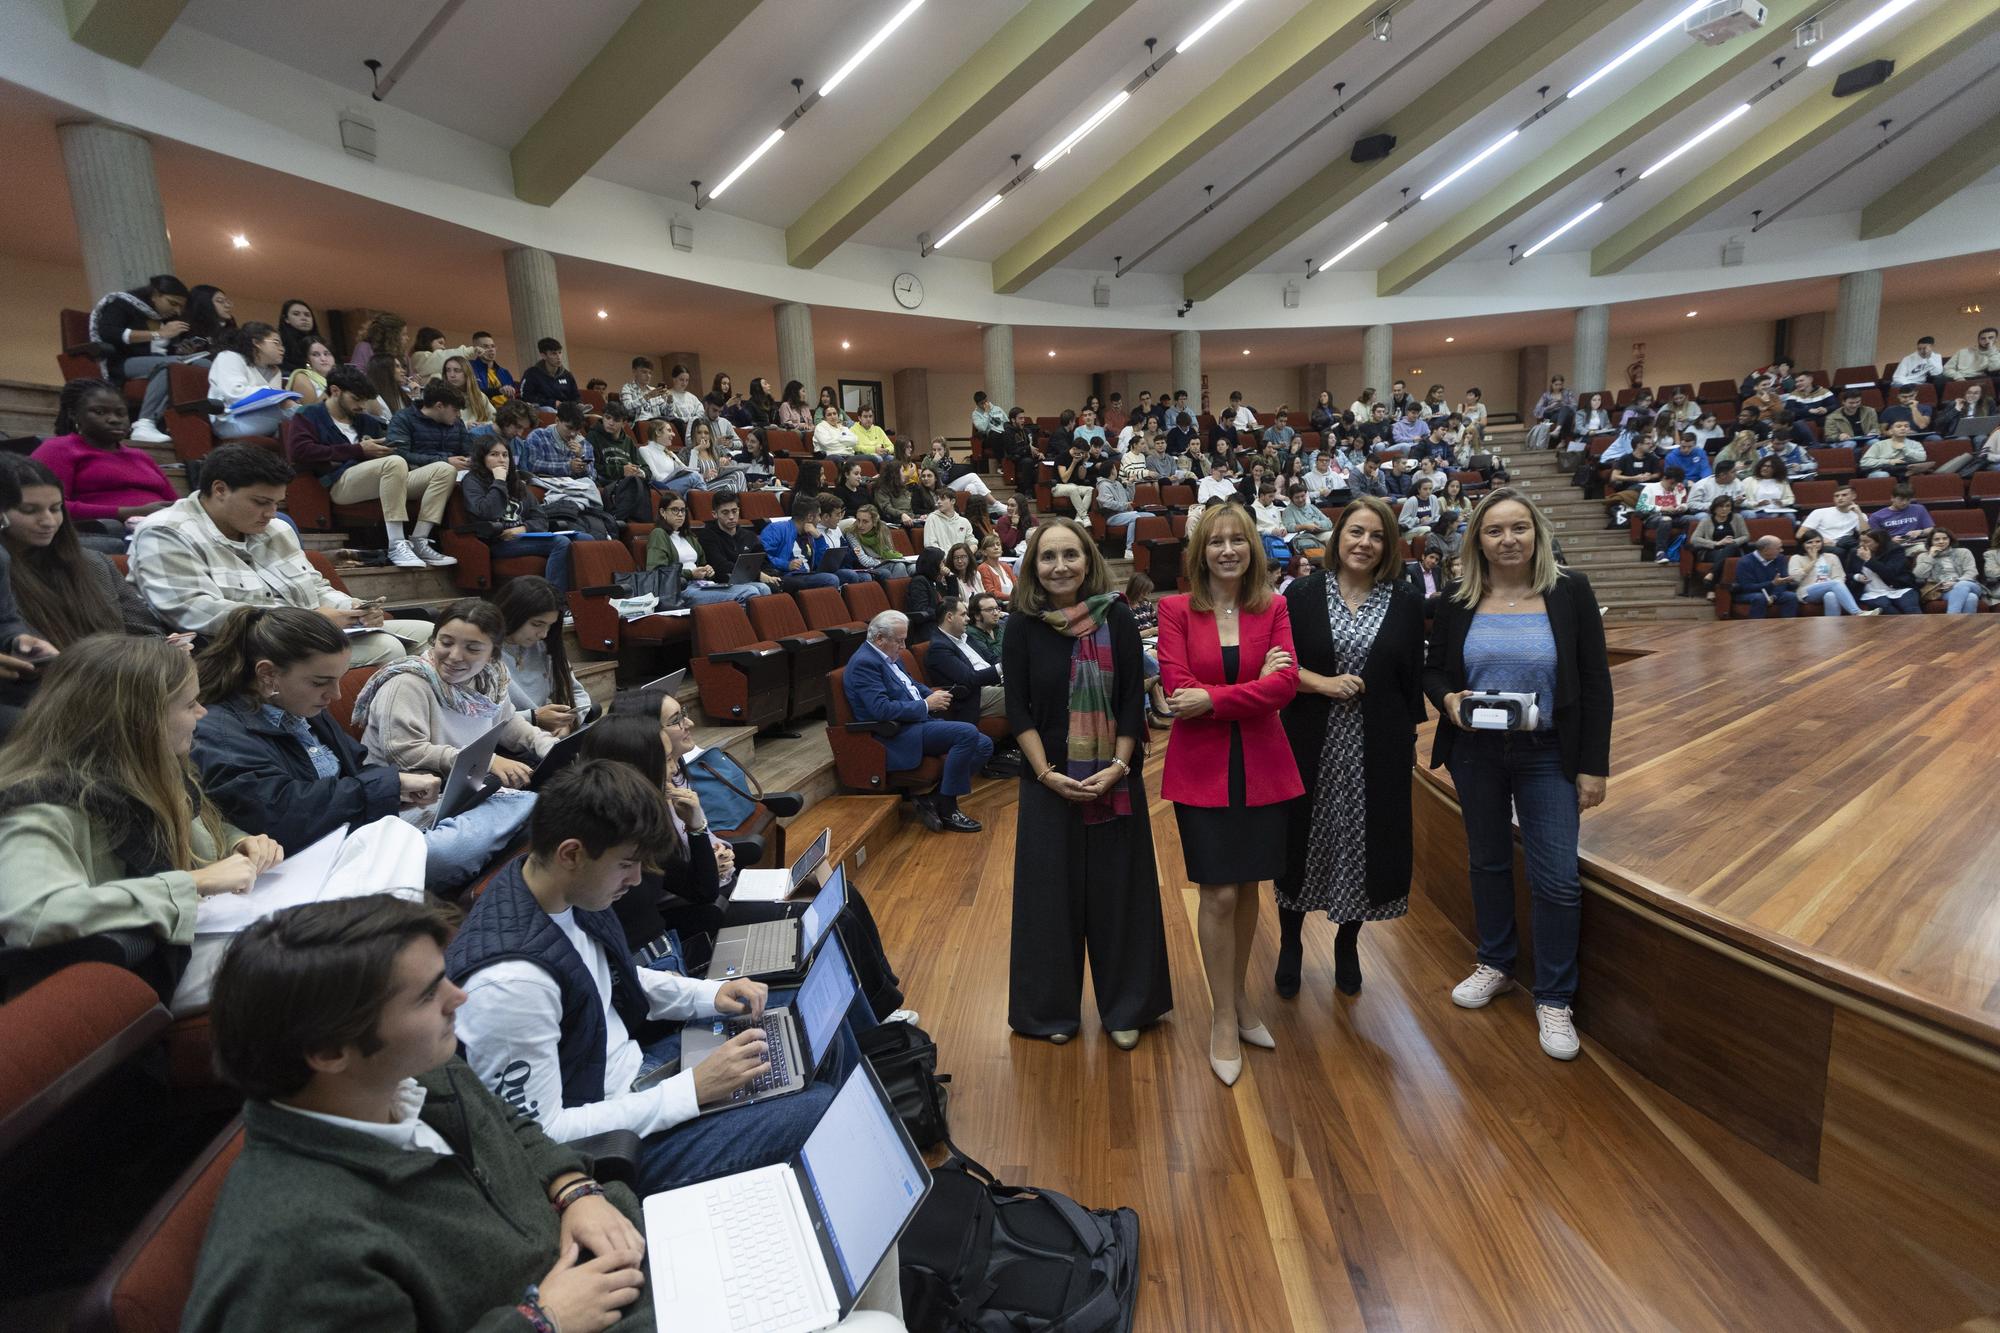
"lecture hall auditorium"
2,0,1997,1328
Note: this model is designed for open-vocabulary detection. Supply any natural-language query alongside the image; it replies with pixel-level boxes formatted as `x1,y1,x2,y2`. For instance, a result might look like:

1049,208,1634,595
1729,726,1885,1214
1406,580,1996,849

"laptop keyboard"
703,1174,817,1329
739,923,794,975
724,1016,792,1101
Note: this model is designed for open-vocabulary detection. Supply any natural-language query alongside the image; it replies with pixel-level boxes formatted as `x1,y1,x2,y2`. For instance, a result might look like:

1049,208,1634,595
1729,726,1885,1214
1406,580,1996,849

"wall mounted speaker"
1350,133,1397,164
1831,59,1893,97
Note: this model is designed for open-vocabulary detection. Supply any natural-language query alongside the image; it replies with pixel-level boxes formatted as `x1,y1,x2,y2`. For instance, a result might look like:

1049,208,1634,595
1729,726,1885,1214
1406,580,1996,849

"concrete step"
325,562,464,603
1600,600,1714,622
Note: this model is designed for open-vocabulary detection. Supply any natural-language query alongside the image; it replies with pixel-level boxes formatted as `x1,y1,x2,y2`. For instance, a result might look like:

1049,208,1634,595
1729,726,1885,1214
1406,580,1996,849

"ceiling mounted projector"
1685,0,1766,45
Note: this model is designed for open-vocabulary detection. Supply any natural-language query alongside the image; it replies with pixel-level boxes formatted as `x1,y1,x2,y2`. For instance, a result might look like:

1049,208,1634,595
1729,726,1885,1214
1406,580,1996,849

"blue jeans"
489,534,573,590
779,571,841,593
630,989,872,1193
1446,729,1582,1006
1801,582,1860,615
423,789,536,892
1738,587,1799,618
213,407,288,440
1944,582,1980,614
908,719,993,798
682,581,769,606
655,473,707,497
1865,589,1921,614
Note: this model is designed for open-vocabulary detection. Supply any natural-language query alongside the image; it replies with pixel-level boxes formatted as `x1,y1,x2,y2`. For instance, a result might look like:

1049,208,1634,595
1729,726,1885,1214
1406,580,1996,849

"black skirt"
1174,646,1287,884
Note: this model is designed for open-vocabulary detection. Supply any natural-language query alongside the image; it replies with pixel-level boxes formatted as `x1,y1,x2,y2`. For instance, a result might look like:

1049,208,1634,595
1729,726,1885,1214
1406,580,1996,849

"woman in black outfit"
1275,496,1426,999
833,460,874,517
1005,517,1170,1047
905,547,946,638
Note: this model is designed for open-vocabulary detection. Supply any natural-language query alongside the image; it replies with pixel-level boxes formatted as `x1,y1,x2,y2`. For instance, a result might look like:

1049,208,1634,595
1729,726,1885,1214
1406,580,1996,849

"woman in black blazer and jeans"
1423,488,1612,1062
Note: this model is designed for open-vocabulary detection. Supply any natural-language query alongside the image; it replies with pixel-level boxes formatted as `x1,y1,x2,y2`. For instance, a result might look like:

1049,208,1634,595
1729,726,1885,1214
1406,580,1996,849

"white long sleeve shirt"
455,908,725,1144
207,351,282,416
1892,351,1943,386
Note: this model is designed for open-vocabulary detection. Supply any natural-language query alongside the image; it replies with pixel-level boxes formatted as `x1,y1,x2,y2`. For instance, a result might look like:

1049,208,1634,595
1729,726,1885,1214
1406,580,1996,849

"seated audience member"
938,543,978,607
1396,478,1442,540
1530,376,1577,445
759,495,844,593
1824,389,1880,442
447,760,855,1194
659,366,706,435
1783,372,1834,423
927,593,1007,728
1892,336,1945,389
1760,424,1816,478
849,404,893,457
364,351,411,420
285,337,337,406
1914,529,1981,614
183,285,239,350
700,394,741,451
1635,466,1692,559
620,355,674,421
1688,496,1750,596
189,607,521,890
1262,408,1298,452
1739,456,1796,517
1943,326,2000,379
206,322,294,441
495,577,593,735
518,336,580,407
1730,536,1800,619
460,433,574,590
1878,384,1933,436
1661,431,1713,483
33,379,180,549
130,445,430,665
972,390,1009,455
87,272,190,444
685,420,744,493
733,431,779,488
697,492,785,593
770,379,811,432
637,421,704,498
1604,432,1664,515
353,597,554,787
0,468,56,737
1095,467,1144,548
1849,528,1920,613
974,533,1015,599
646,492,769,605
833,459,874,516
276,300,321,375
183,894,653,1333
1711,430,1762,480
1686,457,1745,512
517,400,605,508
587,398,645,488
1388,402,1429,453
1931,381,1991,443
1072,408,1108,453
923,486,977,555
0,455,167,647
288,365,460,570
814,402,860,455
348,312,406,371
995,494,1035,557
1868,484,1935,554
844,610,992,832
968,586,1007,662
383,381,476,549
1860,420,1933,479
1801,484,1866,555
1788,529,1866,616
467,329,516,404
844,503,911,582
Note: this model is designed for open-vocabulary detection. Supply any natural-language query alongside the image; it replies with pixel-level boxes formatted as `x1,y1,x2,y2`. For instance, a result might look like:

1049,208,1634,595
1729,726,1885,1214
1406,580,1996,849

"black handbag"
857,1019,950,1150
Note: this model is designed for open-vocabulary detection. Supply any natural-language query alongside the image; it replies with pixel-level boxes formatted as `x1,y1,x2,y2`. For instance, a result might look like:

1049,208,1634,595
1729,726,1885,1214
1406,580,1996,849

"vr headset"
1457,691,1540,732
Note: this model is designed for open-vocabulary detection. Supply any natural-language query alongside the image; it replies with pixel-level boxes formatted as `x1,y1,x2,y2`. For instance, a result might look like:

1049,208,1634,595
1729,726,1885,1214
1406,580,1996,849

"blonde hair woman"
1420,488,1612,1062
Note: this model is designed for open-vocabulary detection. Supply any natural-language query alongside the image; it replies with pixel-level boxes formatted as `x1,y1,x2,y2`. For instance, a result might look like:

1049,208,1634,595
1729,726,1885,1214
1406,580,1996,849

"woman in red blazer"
1158,502,1302,1086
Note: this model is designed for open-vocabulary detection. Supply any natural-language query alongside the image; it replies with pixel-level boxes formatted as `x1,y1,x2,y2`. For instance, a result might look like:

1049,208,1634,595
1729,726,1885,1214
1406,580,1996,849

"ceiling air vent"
1684,0,1766,45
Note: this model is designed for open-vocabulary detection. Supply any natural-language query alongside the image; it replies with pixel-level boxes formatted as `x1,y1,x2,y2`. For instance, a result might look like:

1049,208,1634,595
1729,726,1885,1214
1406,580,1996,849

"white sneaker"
128,418,170,444
386,539,426,568
1858,607,1882,616
1451,964,1514,1009
410,538,457,567
1536,1004,1580,1060
886,1008,920,1026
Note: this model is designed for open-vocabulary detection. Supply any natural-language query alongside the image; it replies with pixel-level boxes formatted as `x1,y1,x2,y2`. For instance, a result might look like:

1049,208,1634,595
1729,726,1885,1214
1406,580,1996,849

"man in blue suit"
843,610,992,833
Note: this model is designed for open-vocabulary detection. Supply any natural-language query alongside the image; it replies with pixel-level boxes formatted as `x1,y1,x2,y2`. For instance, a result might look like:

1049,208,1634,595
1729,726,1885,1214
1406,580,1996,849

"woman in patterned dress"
1274,495,1428,998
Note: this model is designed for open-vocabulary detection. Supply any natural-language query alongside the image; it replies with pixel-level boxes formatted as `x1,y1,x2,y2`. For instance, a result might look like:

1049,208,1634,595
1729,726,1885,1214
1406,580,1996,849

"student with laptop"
448,760,861,1194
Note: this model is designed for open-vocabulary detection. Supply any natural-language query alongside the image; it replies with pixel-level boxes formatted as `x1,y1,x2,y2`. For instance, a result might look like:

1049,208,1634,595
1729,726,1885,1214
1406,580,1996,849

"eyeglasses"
660,711,694,730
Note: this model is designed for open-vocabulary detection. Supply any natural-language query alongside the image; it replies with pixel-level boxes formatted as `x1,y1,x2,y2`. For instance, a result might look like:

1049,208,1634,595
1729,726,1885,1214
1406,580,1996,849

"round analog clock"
892,272,924,309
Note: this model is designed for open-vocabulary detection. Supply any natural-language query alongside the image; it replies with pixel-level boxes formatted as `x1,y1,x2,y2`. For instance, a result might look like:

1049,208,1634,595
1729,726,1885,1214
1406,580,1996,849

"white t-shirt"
1802,505,1861,543
456,908,724,1144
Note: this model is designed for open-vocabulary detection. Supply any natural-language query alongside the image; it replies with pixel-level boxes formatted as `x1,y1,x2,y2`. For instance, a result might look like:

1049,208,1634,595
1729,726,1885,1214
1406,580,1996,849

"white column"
1572,304,1610,394
1361,324,1393,400
503,246,566,365
1170,330,1201,404
774,302,816,400
982,324,1016,411
57,121,174,297
1828,270,1883,373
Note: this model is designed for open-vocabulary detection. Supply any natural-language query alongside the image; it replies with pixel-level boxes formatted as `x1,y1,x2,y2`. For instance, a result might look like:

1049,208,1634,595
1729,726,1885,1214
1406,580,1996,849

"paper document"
194,824,349,936
729,868,797,902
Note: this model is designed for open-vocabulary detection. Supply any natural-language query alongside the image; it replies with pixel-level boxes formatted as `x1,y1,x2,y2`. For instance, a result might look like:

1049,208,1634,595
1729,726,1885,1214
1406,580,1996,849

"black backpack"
857,1020,950,1149
899,1139,1140,1333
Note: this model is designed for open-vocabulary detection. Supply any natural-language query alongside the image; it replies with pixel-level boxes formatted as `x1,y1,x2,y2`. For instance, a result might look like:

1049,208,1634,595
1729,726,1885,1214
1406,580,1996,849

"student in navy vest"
447,760,858,1193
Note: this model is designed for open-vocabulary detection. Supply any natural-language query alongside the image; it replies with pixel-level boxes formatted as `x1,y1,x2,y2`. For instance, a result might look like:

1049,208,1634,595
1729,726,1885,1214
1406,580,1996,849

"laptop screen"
790,828,832,885
795,931,856,1068
798,1065,928,1296
798,864,845,958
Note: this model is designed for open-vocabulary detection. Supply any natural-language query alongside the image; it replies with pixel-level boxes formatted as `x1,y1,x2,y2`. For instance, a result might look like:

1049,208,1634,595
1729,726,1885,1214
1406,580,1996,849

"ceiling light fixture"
1806,0,1921,67
1419,129,1521,200
596,309,609,319
230,233,250,249
1686,309,1698,317
821,0,926,95
1242,348,1251,355
1034,91,1131,172
1371,11,1393,41
1638,103,1752,178
1568,0,1708,100
1521,200,1604,257
707,128,786,200
1445,336,1455,342
841,339,851,350
1316,220,1389,272
932,193,1003,249
1177,0,1250,53
1048,349,1057,357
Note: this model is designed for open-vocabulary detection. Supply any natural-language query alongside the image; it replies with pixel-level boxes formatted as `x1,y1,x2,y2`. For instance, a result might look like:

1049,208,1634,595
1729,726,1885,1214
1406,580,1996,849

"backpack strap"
689,748,766,803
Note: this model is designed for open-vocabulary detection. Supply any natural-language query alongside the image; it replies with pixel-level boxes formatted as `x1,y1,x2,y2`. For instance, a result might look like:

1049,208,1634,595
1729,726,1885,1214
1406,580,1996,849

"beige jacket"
0,802,245,950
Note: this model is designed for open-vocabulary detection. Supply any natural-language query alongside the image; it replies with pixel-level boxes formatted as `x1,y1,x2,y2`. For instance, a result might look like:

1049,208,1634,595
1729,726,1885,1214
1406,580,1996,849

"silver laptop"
644,1059,931,1333
730,551,770,584
709,864,846,983
639,668,687,696
1957,414,1999,440
679,932,856,1114
437,719,508,818
730,827,831,902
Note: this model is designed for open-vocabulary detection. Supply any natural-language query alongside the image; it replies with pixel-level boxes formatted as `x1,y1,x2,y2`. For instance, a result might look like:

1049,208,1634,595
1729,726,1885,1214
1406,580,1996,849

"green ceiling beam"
787,0,1142,270
1858,107,2000,241
1591,6,2000,274
64,0,188,67
1374,0,1822,297
1182,0,1648,303
989,0,1385,295
511,0,756,207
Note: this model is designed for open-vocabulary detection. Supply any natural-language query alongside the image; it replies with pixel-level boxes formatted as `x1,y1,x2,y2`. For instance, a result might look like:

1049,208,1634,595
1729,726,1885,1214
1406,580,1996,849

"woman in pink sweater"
32,380,179,549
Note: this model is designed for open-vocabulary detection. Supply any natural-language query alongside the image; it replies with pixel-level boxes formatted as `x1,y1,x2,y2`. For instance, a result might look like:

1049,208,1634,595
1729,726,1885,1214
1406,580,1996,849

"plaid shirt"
129,495,352,634
515,424,595,480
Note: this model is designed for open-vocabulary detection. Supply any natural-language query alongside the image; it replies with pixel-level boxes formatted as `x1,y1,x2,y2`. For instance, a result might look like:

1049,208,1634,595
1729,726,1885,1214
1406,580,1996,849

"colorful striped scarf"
1041,592,1131,824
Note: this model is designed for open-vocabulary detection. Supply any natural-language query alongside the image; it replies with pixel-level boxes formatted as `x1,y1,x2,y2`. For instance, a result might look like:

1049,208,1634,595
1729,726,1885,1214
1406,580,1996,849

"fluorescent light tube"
821,0,927,96
1033,91,1130,171
1568,0,1709,100
1177,0,1251,53
1521,201,1604,257
1419,129,1521,201
1316,220,1390,271
1638,103,1752,178
707,128,785,199
934,194,1004,249
1806,0,1921,67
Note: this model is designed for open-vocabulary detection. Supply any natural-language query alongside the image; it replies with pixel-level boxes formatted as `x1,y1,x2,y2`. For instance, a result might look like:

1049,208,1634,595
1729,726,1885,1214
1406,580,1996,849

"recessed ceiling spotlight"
1241,348,1250,355
1047,350,1057,357
230,233,250,249
596,309,609,319
841,339,851,350
1686,310,1698,317
1370,10,1392,41
1444,336,1455,343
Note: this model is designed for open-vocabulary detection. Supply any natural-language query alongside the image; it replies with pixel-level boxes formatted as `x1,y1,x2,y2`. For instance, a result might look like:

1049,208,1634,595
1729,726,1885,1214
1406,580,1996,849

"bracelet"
553,1179,605,1213
1110,758,1131,775
686,823,709,836
517,1286,559,1333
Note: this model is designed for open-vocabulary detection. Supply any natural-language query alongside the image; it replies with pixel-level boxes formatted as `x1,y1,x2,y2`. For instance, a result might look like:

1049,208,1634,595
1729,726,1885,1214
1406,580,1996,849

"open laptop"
708,863,845,983
639,668,687,696
436,720,508,818
679,931,857,1114
527,720,596,791
645,1058,931,1333
730,551,771,585
1958,414,1999,441
813,545,851,574
730,826,830,903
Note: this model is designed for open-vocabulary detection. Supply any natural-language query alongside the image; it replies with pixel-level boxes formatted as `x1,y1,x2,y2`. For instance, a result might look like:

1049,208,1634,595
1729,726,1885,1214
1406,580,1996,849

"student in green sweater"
184,894,653,1332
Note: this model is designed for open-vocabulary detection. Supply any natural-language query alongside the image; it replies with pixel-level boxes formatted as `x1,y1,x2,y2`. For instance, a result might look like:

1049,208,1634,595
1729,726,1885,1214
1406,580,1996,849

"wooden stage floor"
849,616,2000,1331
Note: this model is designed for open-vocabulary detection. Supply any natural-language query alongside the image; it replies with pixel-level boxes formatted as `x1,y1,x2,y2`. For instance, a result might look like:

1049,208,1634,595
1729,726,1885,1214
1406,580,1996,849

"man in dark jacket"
287,366,458,568
86,273,190,442
184,894,653,1332
925,595,1006,725
520,336,580,407
695,492,784,590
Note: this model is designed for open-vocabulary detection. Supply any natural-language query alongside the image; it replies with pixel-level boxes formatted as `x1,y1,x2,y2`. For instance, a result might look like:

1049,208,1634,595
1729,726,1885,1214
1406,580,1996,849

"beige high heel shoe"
1210,1037,1242,1086
1237,1022,1276,1050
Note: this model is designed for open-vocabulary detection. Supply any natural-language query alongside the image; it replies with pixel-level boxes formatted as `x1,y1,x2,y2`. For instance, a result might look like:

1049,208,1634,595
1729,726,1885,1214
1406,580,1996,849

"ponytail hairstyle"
490,577,580,710
195,606,351,704
0,454,123,650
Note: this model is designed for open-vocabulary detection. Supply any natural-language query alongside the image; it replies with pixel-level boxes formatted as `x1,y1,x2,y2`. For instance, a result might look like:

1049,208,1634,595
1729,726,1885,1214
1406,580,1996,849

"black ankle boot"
1275,909,1304,999
1333,921,1362,996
